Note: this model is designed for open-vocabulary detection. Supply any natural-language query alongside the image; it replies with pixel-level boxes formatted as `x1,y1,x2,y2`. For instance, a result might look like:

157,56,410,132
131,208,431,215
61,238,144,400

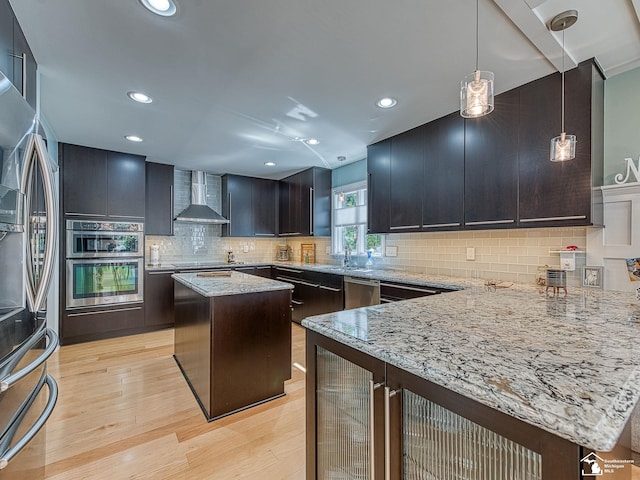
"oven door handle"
21,133,58,313
0,374,58,470
0,329,59,393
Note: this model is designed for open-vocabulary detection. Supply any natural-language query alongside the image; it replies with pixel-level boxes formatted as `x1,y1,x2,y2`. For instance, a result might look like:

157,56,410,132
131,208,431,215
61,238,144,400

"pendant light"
460,0,494,118
549,10,578,162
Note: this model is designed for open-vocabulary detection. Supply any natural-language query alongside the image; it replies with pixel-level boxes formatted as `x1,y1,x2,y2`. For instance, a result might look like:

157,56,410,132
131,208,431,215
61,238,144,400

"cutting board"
196,271,232,277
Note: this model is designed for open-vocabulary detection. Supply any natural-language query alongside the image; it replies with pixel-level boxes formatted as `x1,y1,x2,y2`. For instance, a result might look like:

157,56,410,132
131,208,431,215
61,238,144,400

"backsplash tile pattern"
379,227,587,287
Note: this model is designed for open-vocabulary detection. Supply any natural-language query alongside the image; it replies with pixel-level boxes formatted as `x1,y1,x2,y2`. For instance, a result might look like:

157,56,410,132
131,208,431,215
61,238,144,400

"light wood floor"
43,324,306,480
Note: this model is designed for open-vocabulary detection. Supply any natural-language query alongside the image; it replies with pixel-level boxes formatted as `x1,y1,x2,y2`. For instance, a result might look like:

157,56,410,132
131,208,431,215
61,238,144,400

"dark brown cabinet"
366,59,603,233
144,271,175,328
222,174,277,237
389,127,424,232
222,174,253,237
252,178,277,237
367,139,391,234
61,143,146,219
278,167,331,237
145,162,174,236
422,113,465,230
12,19,36,109
0,0,37,109
307,331,582,479
518,60,604,227
464,88,519,229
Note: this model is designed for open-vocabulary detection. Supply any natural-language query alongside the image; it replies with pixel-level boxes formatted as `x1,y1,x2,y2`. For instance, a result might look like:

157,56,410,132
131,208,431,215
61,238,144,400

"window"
332,181,383,256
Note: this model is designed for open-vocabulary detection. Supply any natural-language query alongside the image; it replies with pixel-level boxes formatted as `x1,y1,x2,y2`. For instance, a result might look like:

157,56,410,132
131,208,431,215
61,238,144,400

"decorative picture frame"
582,266,603,288
301,243,316,264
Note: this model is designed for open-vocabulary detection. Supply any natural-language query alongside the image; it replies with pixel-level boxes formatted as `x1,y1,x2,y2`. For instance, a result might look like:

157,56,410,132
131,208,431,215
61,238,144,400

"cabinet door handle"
67,306,142,317
379,283,437,295
309,187,314,235
64,212,107,217
276,267,303,274
389,225,420,230
254,233,275,236
148,271,175,275
10,52,27,98
318,285,341,292
384,386,399,480
369,381,384,479
169,184,174,235
465,219,514,226
422,222,461,228
367,173,372,233
291,300,303,306
519,215,586,223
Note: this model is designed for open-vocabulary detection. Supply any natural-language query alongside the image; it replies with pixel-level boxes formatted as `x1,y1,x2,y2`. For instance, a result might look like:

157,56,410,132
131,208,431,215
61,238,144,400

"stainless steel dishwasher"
344,276,380,309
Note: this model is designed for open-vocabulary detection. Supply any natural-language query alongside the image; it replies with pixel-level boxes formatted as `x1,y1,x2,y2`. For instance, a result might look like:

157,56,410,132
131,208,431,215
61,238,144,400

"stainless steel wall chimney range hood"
174,171,229,224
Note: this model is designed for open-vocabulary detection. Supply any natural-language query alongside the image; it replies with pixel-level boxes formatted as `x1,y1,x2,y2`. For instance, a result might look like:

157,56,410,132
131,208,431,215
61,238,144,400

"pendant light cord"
561,25,565,132
475,0,479,71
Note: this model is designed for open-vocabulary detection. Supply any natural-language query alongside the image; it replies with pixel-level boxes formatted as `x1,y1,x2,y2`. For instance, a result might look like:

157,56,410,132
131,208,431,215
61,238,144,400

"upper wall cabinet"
61,143,146,220
0,0,37,109
422,113,465,230
145,162,174,236
366,59,604,234
389,126,424,232
367,139,391,234
464,88,519,229
278,167,331,237
518,60,604,227
221,174,277,237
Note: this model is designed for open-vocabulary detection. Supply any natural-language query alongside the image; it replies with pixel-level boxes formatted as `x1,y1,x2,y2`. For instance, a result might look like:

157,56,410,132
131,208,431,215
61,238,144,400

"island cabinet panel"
61,143,146,219
307,331,581,480
518,60,604,227
144,270,175,327
173,280,292,421
421,112,465,230
366,139,391,234
464,88,519,229
145,162,174,236
389,127,423,232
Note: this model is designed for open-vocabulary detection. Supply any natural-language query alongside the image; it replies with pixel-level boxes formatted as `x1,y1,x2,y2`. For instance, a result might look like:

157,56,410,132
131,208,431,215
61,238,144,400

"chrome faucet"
343,247,352,267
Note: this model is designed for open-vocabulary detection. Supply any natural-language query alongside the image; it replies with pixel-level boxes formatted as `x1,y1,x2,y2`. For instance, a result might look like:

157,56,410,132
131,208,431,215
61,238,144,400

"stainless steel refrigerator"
0,71,59,478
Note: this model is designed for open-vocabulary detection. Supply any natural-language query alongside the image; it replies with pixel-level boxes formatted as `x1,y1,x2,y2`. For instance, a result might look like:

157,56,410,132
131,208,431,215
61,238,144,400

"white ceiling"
9,0,640,179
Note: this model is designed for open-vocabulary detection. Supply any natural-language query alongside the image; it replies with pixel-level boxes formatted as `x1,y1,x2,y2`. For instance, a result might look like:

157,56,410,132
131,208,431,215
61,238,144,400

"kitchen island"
303,283,639,479
173,271,293,420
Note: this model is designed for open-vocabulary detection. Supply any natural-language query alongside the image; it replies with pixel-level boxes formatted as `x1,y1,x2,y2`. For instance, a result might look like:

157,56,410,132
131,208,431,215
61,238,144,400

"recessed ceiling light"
127,91,153,104
125,135,143,142
305,138,320,145
376,97,398,108
264,162,276,166
139,0,177,17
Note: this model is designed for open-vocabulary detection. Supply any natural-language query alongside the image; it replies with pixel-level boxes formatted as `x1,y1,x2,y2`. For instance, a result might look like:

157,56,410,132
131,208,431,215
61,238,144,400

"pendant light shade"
460,0,494,119
549,10,578,162
461,70,494,118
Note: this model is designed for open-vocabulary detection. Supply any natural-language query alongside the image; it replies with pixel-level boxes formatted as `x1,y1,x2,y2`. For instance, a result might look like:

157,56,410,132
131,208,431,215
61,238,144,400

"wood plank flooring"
43,324,306,479
43,323,640,479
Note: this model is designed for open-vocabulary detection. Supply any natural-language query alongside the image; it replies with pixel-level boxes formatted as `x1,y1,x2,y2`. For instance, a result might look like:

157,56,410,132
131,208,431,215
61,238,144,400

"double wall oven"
65,221,144,309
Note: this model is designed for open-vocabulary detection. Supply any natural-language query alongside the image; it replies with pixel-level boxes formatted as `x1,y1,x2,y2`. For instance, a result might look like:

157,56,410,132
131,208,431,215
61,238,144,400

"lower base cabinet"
144,270,175,327
306,331,583,479
61,304,144,345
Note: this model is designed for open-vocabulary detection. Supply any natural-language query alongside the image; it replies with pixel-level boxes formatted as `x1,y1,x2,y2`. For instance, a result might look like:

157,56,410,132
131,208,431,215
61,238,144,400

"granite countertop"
302,285,640,452
172,271,294,297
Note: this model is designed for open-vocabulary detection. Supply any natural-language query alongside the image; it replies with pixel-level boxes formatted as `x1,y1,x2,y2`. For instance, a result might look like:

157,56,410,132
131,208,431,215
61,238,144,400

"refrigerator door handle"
21,133,58,314
0,329,58,393
0,374,58,470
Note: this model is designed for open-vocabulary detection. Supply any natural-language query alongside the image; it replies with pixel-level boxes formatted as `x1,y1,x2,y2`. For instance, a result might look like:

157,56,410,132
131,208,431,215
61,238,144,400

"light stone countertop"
172,271,293,297
302,284,640,452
